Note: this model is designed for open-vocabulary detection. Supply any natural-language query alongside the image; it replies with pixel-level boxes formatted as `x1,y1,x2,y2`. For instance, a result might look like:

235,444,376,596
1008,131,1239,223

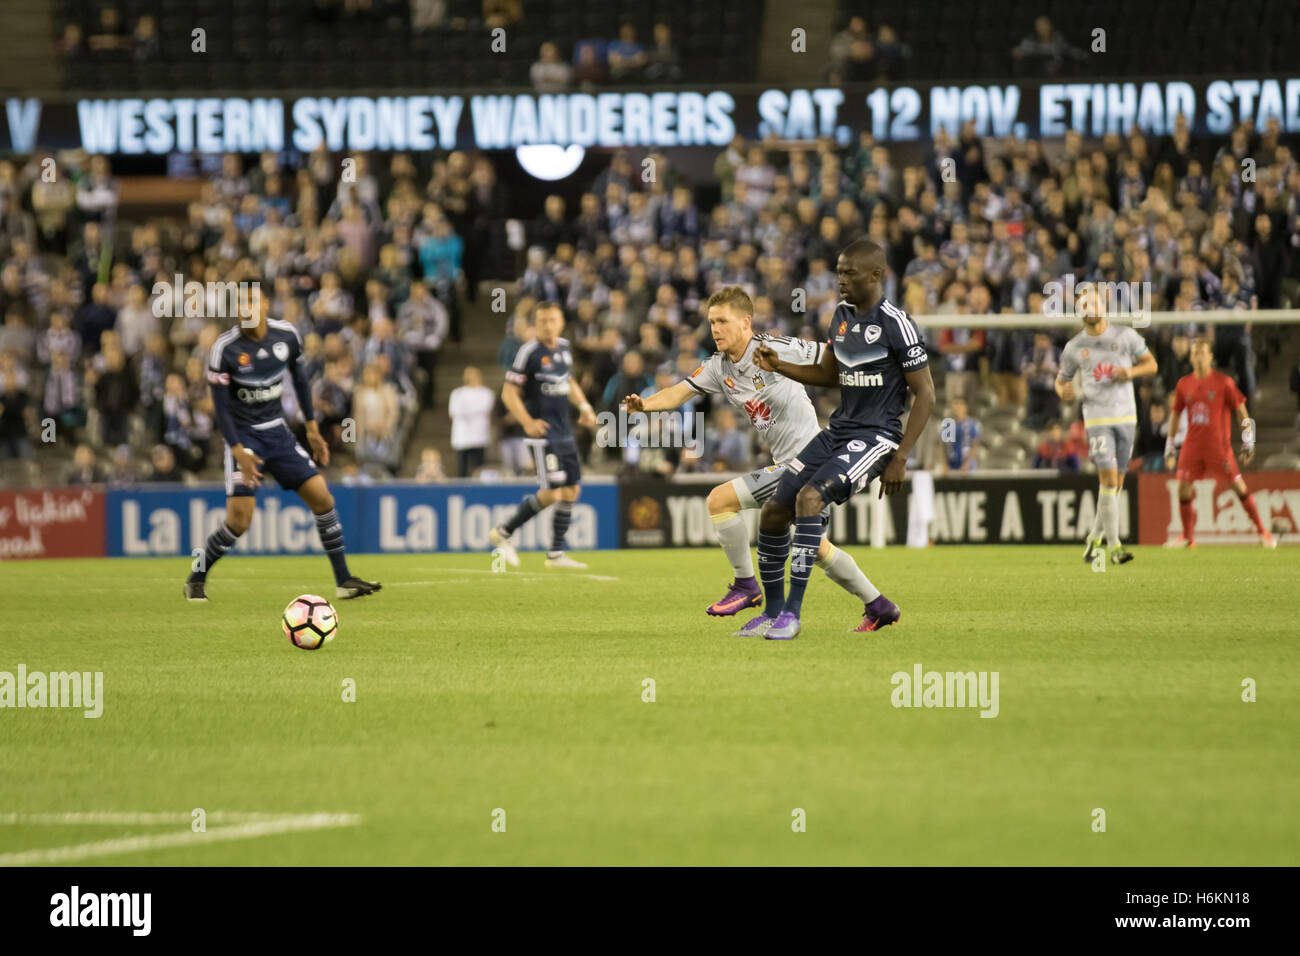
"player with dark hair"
491,301,598,568
184,293,380,601
624,285,888,619
1165,337,1275,548
738,239,936,639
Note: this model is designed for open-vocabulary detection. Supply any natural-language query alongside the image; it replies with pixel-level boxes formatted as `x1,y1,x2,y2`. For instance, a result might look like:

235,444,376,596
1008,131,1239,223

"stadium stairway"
398,284,510,477
0,0,57,93
757,0,836,84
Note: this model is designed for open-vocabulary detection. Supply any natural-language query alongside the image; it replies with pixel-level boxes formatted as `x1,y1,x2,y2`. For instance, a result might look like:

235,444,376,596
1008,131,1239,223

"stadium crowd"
508,116,1298,476
1,109,1298,485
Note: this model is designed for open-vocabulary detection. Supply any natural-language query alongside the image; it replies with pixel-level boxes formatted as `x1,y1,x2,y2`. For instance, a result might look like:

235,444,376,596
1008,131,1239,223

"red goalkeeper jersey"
1172,369,1244,452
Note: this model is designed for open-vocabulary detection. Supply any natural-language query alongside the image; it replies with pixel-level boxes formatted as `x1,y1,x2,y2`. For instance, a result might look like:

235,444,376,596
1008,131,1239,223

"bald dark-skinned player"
738,239,936,639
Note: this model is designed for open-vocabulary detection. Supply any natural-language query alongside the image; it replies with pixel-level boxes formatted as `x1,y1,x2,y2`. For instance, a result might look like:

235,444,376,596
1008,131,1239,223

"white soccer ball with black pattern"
282,595,339,650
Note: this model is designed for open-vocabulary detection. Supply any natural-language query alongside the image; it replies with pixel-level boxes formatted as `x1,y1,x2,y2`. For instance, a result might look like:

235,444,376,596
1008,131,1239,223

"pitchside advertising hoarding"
4,77,1300,155
101,481,618,557
619,473,1136,547
2,474,1296,559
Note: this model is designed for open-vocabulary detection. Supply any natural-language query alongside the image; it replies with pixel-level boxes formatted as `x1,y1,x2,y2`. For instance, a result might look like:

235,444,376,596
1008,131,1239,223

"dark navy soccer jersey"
505,336,576,445
207,318,314,437
825,297,928,443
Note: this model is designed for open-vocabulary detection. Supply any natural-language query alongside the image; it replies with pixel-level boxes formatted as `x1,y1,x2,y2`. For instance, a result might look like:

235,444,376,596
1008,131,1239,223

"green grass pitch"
1,546,1296,866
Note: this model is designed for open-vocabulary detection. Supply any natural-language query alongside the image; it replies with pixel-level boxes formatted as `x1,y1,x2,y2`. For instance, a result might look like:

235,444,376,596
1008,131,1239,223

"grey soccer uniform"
684,333,824,507
1058,323,1149,472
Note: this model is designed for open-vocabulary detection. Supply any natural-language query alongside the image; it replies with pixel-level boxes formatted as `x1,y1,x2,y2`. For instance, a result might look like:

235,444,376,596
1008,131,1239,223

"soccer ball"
282,595,339,650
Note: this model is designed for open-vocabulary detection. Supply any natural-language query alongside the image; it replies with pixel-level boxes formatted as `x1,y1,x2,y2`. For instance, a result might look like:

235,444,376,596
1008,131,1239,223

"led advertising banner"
4,77,1299,155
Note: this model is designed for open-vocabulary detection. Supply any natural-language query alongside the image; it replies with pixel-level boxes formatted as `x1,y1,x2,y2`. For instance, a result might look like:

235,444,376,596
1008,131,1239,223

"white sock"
1100,488,1121,550
818,545,881,604
712,512,755,579
1088,492,1104,540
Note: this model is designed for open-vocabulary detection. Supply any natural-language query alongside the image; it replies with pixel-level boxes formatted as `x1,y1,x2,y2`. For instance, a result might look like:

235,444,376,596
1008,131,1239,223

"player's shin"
817,544,881,604
1099,486,1121,549
501,494,542,535
1237,489,1266,534
550,500,573,555
782,515,823,618
1178,498,1196,543
756,528,791,618
314,507,351,585
188,522,241,582
712,511,756,583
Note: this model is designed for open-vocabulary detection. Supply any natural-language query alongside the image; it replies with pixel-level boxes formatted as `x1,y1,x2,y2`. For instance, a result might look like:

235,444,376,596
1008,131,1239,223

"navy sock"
188,522,239,582
503,494,541,535
315,508,351,585
783,515,823,618
757,528,791,618
550,501,573,554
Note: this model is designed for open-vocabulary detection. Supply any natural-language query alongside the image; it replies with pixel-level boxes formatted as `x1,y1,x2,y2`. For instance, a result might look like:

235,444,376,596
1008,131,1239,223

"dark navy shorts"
524,437,582,489
225,422,319,497
773,429,900,508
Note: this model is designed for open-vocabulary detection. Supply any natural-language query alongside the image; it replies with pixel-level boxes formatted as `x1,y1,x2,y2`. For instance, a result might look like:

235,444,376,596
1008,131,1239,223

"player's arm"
567,377,597,428
755,337,839,387
881,365,937,496
1115,349,1158,382
1164,390,1183,470
623,379,696,413
207,354,263,486
1235,400,1255,464
288,336,328,466
501,381,548,438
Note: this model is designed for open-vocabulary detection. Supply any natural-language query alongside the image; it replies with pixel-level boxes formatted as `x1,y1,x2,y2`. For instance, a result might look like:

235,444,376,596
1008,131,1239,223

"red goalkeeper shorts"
1176,444,1242,483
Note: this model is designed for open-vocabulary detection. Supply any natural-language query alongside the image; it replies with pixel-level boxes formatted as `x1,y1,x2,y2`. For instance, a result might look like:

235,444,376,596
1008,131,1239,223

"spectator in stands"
163,373,205,472
0,351,34,459
66,444,105,485
1033,421,1079,471
448,366,494,477
55,23,85,59
42,349,84,440
116,284,158,358
942,397,981,473
353,361,401,474
145,444,184,483
602,350,650,412
643,23,682,83
828,16,870,78
607,24,647,83
1135,401,1171,471
76,155,120,222
87,6,131,57
1011,17,1085,77
132,15,160,62
572,42,608,89
414,447,446,482
530,42,572,93
873,25,908,80
707,408,748,472
397,280,449,407
1021,332,1061,429
88,338,137,446
104,444,134,486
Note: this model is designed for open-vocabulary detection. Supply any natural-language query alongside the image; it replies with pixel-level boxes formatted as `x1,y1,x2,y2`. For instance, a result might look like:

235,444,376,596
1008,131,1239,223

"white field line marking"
411,567,620,582
0,811,319,825
0,812,361,867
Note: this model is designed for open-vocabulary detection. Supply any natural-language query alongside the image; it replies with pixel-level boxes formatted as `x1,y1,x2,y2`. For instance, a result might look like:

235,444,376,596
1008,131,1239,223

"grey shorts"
1085,423,1135,473
730,462,832,520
